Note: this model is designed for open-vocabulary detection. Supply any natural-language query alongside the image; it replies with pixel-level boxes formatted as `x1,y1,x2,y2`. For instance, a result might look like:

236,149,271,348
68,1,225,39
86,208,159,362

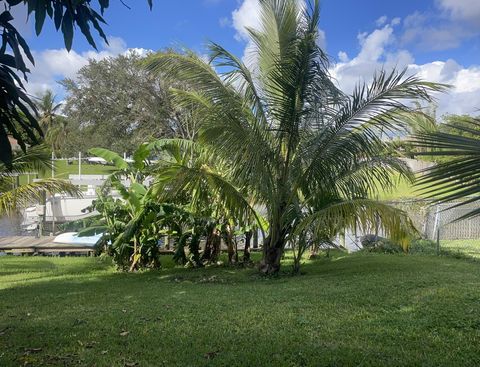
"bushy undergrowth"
360,235,404,254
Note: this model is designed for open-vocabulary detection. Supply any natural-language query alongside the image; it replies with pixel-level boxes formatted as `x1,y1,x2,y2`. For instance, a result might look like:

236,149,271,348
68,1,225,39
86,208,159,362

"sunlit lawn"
18,160,116,185
441,239,480,259
2,252,480,366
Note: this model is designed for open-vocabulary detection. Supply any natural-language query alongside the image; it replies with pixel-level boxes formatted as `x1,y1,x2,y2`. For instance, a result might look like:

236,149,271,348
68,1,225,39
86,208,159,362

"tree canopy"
60,52,194,156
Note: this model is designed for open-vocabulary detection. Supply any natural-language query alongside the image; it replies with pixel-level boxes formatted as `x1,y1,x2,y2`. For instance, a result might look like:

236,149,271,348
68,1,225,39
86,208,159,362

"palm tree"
413,118,480,220
0,145,80,215
144,0,444,273
35,90,65,155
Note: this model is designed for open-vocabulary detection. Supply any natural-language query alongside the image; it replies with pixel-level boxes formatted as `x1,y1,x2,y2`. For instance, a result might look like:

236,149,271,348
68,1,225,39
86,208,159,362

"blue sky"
15,0,480,116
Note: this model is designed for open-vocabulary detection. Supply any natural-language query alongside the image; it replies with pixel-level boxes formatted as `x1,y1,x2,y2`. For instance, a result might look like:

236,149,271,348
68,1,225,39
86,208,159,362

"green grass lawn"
2,253,480,366
441,239,480,259
377,177,417,200
18,160,116,185
51,160,117,179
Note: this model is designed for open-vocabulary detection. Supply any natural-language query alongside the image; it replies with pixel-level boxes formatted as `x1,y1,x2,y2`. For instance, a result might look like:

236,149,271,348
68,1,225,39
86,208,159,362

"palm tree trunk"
259,208,287,274
259,235,284,274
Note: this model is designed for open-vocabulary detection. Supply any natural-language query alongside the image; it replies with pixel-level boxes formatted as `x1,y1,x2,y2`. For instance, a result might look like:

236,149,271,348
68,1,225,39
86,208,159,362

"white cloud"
437,0,480,25
408,60,480,115
231,0,262,41
391,17,401,26
400,1,480,51
356,25,394,62
229,1,480,117
330,26,480,117
219,16,230,28
317,29,327,50
376,15,388,27
24,37,152,97
338,51,349,63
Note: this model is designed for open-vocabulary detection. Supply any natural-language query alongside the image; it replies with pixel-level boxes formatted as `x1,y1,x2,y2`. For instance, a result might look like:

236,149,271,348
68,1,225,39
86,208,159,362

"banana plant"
89,144,163,270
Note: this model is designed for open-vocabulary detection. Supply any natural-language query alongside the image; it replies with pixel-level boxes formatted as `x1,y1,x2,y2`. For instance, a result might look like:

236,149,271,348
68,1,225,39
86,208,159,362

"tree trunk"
212,229,221,262
259,235,285,274
202,227,215,262
202,226,221,263
173,234,188,265
243,230,252,263
165,235,170,250
223,223,235,264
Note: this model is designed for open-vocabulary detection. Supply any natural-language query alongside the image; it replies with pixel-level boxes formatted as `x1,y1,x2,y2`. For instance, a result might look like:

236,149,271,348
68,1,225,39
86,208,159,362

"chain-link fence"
391,200,480,240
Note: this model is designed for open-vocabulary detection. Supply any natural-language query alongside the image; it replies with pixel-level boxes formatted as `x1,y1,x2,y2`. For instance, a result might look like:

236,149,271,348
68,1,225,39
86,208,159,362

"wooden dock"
0,236,95,255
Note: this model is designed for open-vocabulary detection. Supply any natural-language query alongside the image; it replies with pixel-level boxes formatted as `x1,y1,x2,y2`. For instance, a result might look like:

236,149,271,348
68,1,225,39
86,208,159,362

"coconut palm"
0,145,80,215
35,90,65,154
144,0,444,273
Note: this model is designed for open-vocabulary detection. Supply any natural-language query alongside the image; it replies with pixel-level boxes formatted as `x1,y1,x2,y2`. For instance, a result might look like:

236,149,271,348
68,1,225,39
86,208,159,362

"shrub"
360,235,403,254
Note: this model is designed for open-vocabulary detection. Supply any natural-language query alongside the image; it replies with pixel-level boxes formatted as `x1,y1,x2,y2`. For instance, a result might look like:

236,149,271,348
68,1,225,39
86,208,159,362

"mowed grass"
2,253,480,366
441,239,480,259
18,160,116,185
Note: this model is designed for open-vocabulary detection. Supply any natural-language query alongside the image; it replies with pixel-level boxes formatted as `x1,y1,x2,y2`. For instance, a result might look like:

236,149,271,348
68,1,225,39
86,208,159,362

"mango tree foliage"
60,53,194,156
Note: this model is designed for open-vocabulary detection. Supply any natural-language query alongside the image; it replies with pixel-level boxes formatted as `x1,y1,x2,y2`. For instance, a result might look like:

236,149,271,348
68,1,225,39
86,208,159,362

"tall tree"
61,53,193,156
35,90,66,155
0,0,153,166
145,0,444,273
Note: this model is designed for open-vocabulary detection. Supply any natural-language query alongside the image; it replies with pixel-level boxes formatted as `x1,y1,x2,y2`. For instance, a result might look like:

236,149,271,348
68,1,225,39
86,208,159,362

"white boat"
54,231,103,247
86,157,108,165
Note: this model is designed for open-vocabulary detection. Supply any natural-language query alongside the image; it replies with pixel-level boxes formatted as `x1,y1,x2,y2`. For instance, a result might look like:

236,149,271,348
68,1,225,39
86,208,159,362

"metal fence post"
436,227,440,255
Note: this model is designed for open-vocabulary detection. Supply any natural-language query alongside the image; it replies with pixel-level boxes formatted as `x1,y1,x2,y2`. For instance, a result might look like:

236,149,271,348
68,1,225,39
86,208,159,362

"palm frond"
0,144,53,176
0,178,81,215
153,162,264,230
413,120,480,220
296,70,446,197
298,198,416,250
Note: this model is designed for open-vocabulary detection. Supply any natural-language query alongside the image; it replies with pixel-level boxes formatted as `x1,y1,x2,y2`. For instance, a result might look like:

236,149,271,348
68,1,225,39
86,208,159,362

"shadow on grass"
2,253,480,366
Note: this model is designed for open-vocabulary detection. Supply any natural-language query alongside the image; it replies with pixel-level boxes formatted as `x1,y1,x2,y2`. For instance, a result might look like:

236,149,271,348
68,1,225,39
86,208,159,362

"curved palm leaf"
0,144,52,176
0,178,81,215
298,199,416,250
413,119,480,220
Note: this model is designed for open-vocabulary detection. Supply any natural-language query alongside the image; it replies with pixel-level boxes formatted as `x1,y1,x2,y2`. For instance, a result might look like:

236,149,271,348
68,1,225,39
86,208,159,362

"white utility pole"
78,152,82,179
